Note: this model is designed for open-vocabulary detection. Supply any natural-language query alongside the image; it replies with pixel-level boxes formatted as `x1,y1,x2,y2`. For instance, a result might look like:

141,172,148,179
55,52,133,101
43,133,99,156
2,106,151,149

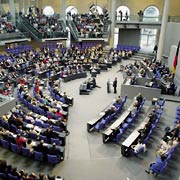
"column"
110,0,116,48
156,0,170,62
62,0,66,21
9,0,16,25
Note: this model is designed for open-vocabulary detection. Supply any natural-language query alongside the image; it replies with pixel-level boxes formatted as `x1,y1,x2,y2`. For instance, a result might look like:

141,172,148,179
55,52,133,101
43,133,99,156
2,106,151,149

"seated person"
136,93,143,105
104,105,116,118
148,109,158,123
33,139,48,158
138,122,152,141
131,139,147,153
48,143,63,160
145,154,167,174
114,96,122,105
157,139,173,156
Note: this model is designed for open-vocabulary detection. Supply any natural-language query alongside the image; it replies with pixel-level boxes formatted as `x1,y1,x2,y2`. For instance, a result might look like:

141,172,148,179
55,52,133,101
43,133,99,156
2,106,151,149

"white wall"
163,22,180,57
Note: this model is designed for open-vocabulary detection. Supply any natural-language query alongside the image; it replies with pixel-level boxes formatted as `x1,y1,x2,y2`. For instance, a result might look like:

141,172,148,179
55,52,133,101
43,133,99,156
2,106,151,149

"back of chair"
47,154,59,164
1,139,10,149
10,143,21,154
22,147,32,157
34,151,44,161
8,173,19,180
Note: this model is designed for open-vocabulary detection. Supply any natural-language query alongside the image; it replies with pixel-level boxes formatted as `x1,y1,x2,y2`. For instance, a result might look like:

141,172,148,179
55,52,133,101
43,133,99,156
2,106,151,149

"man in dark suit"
48,143,63,161
148,109,158,123
113,77,117,93
34,139,48,158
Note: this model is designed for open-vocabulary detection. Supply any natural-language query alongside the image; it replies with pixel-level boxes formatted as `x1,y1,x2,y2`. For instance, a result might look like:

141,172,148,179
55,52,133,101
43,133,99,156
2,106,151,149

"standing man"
113,77,117,94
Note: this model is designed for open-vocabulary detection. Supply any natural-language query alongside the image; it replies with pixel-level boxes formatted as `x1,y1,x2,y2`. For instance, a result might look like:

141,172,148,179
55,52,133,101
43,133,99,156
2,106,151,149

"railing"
115,15,162,22
168,16,180,22
66,20,78,41
116,15,180,23
0,32,28,41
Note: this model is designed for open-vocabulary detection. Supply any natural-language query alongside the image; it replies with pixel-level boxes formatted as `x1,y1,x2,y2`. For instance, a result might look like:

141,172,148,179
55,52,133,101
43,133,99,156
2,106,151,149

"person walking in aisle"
113,77,117,94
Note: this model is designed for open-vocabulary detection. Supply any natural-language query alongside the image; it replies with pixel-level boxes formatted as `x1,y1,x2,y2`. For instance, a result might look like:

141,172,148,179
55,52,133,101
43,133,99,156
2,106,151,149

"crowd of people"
70,6,110,38
0,13,18,34
20,7,67,38
0,159,63,180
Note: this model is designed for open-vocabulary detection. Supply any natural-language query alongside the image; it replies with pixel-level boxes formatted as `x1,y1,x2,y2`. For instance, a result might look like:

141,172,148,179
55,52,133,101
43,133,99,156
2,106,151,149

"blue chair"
22,147,32,157
113,129,124,142
150,162,168,177
39,108,45,116
1,139,9,149
51,138,61,146
11,124,19,134
157,98,165,107
94,122,104,131
47,154,60,164
0,173,7,179
47,111,53,118
39,135,48,143
33,106,40,114
42,123,50,128
53,126,61,132
10,143,21,154
122,122,129,130
34,151,44,161
34,120,43,127
28,133,37,140
8,173,19,180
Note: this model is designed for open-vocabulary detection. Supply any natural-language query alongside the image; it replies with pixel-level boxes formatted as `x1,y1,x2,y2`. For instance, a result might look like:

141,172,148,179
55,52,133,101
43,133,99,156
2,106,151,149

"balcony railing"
116,15,180,23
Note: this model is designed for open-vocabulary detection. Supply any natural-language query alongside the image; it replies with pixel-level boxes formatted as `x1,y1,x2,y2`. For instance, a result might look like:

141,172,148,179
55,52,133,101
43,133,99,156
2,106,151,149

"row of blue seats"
116,44,140,51
0,139,62,165
113,98,145,142
94,97,127,131
148,114,179,177
17,90,65,120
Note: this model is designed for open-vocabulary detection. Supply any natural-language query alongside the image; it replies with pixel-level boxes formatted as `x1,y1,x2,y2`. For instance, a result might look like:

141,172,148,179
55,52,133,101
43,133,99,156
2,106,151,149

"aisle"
60,64,124,160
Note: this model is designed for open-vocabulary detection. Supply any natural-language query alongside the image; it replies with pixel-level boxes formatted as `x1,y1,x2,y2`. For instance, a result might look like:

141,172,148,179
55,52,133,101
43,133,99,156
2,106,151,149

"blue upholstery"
47,154,60,164
1,139,9,149
8,173,19,180
10,143,21,154
22,147,32,157
51,138,61,146
34,151,44,161
150,162,168,177
39,135,48,143
0,173,7,179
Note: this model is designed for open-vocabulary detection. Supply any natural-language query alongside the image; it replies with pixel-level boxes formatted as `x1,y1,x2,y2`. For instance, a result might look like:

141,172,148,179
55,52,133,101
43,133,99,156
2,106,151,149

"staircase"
17,15,44,41
66,19,79,41
129,52,155,61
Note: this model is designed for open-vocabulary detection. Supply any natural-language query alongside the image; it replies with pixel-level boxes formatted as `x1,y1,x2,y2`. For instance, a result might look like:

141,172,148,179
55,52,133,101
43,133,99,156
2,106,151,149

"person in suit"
148,109,158,123
34,139,48,158
48,143,63,160
113,77,117,93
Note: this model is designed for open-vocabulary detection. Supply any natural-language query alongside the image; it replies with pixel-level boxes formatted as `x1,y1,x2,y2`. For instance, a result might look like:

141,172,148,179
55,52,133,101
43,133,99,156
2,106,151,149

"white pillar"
156,0,170,62
66,26,71,48
110,0,116,47
114,28,119,48
62,0,66,21
9,0,16,25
